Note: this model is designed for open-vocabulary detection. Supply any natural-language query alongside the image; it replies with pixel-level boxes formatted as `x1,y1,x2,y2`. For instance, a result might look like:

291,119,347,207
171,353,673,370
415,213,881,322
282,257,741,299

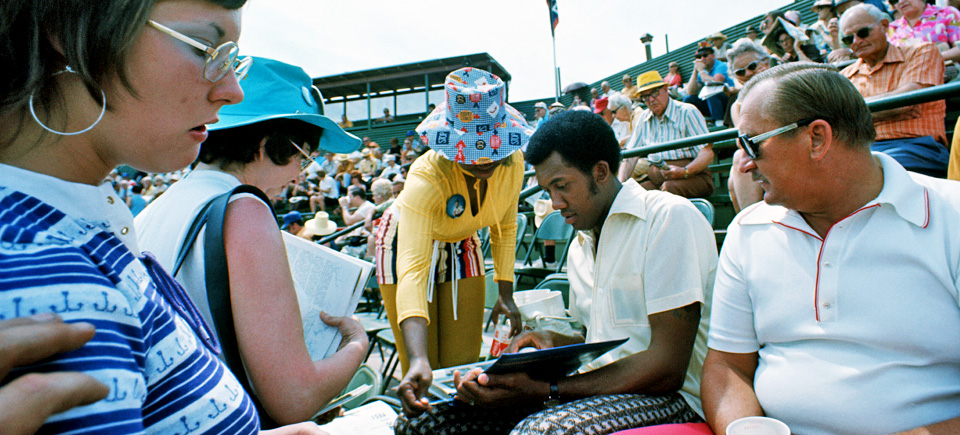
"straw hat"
415,67,534,164
304,212,337,236
707,32,728,42
811,0,832,12
533,199,556,227
635,71,668,94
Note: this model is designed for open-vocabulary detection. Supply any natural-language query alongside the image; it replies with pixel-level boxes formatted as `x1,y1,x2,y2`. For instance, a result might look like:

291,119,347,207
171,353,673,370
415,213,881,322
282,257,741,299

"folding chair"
689,198,715,227
481,213,528,258
339,364,382,410
515,211,574,284
534,272,570,309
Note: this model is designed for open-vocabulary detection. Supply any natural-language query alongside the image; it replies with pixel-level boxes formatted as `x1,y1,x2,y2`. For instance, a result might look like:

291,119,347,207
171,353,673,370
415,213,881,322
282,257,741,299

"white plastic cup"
725,416,790,435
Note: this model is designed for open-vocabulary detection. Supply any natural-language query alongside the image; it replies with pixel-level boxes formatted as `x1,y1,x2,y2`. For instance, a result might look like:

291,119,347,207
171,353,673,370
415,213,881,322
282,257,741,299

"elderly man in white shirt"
702,63,960,435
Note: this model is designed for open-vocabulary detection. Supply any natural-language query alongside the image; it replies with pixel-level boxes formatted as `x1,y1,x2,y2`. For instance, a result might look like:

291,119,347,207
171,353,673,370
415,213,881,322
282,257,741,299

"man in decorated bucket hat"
619,70,716,199
376,67,533,418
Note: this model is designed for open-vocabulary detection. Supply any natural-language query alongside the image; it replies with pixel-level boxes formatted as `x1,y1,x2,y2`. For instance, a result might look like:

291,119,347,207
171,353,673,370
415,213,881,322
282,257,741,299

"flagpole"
547,0,560,102
552,34,559,102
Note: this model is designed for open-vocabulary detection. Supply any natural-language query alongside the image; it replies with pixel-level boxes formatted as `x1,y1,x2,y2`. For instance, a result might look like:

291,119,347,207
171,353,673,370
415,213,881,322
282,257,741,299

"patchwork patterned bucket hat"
416,67,534,164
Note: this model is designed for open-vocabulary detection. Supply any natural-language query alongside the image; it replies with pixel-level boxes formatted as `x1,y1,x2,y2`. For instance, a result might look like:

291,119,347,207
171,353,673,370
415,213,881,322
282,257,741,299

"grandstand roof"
312,52,511,103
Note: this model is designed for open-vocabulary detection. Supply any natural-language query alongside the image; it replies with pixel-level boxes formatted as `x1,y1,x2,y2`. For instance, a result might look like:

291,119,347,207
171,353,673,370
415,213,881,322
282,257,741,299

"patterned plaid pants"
395,393,701,435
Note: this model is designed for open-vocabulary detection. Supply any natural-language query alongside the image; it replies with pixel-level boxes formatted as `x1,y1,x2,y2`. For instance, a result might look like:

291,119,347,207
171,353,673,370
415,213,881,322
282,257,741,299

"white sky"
238,0,792,117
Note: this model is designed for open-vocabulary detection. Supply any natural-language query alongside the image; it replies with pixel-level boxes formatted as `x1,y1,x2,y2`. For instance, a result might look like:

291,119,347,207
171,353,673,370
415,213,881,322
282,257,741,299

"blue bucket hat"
211,57,361,154
416,67,533,164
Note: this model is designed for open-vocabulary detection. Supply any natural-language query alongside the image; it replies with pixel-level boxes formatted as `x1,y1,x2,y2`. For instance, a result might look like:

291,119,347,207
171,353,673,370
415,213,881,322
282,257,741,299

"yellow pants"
380,276,485,375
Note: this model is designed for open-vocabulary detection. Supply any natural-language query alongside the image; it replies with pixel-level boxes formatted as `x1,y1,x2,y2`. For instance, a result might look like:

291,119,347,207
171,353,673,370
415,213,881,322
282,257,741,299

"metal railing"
517,80,960,201
315,80,960,241
319,220,364,245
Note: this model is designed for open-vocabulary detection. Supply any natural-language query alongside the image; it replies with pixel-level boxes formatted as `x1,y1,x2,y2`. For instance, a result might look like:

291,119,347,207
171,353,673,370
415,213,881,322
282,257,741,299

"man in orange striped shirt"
840,3,949,177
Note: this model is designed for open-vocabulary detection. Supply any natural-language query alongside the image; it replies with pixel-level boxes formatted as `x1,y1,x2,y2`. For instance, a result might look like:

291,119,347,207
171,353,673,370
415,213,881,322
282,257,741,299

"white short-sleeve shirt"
708,153,960,435
568,179,717,416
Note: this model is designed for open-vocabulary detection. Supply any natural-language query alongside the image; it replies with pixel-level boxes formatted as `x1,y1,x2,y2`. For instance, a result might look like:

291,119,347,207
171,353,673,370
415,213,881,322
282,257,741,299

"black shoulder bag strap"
173,185,280,429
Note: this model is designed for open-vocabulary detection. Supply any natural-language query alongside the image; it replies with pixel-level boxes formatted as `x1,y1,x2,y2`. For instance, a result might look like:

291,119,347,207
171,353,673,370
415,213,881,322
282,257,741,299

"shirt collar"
851,43,904,74
576,179,648,246
0,163,140,252
639,97,677,124
606,178,650,220
736,153,928,228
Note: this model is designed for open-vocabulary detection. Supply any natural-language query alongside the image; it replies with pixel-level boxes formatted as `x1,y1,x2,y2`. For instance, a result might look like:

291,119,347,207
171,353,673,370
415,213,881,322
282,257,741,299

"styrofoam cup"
726,416,790,435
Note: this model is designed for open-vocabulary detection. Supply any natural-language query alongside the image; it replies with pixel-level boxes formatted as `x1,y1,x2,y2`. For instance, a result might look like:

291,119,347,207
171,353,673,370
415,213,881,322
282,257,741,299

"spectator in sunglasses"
724,39,772,213
683,42,735,125
703,60,960,435
664,61,684,90
840,3,949,177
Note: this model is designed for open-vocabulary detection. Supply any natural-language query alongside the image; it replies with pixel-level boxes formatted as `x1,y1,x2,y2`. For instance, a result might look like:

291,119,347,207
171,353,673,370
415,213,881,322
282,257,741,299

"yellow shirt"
394,150,523,323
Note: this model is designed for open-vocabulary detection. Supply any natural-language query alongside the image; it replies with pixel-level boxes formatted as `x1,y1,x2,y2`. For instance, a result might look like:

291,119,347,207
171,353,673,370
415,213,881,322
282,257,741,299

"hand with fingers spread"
0,314,109,435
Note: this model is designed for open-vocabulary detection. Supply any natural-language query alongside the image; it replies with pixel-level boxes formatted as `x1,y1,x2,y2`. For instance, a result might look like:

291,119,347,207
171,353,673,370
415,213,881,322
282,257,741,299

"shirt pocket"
607,274,649,327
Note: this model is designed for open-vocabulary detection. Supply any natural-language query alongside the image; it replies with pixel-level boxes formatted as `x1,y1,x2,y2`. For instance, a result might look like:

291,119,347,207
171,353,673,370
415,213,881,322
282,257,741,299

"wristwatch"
544,380,560,408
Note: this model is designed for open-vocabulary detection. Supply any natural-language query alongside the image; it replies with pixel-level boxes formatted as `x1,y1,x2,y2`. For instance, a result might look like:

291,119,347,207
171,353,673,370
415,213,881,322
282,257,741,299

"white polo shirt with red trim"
708,153,960,435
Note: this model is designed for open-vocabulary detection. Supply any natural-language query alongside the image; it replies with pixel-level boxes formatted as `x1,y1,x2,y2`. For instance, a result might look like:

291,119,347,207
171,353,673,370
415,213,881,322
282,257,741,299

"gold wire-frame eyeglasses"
147,20,252,82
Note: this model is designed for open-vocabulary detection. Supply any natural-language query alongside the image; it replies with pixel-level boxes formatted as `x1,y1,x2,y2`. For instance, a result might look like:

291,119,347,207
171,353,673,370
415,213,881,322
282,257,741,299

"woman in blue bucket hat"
136,57,368,427
374,67,532,416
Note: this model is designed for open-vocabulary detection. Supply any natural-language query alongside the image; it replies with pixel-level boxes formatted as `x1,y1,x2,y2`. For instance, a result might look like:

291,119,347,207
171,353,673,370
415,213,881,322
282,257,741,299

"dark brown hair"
1,0,247,134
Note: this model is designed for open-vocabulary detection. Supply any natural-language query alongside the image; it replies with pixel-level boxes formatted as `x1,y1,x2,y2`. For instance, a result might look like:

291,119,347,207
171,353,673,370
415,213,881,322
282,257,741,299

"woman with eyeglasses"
0,1,326,433
136,56,368,428
722,39,772,213
888,0,960,64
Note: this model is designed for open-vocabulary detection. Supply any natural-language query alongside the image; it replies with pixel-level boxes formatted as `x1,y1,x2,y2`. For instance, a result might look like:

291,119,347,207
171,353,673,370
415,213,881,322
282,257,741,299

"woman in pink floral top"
887,0,960,62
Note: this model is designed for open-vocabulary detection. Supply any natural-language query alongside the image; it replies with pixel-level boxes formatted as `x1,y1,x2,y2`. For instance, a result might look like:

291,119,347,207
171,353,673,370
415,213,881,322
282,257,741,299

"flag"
546,0,559,37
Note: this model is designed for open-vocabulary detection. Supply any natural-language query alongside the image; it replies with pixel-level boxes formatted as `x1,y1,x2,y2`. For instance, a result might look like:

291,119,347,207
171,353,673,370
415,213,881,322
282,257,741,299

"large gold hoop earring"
28,66,107,136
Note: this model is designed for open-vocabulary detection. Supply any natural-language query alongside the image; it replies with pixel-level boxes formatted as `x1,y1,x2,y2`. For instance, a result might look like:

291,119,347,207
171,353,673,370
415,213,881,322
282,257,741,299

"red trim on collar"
773,203,882,321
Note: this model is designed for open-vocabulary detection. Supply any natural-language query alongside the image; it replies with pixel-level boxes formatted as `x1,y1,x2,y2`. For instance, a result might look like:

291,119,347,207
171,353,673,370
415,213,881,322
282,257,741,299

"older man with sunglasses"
839,3,949,177
620,71,716,199
684,42,735,126
702,62,960,435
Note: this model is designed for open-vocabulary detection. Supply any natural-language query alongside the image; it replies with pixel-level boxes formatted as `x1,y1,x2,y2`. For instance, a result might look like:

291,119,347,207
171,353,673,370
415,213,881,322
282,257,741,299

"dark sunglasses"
734,61,760,77
889,0,899,5
695,52,711,59
841,20,881,45
737,118,816,160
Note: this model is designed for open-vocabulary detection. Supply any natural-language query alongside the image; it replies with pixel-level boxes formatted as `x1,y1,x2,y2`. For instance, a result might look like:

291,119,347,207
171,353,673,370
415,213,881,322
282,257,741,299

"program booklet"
282,232,373,360
484,338,628,380
318,400,397,435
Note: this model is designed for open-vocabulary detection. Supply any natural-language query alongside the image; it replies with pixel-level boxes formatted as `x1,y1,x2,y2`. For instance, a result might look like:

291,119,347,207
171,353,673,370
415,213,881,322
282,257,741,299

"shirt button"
822,302,832,309
120,227,129,235
823,262,831,267
107,196,115,204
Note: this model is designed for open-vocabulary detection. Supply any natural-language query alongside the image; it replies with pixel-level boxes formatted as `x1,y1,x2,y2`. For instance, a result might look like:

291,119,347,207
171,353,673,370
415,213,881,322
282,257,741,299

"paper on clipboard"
282,232,373,360
483,338,628,380
698,82,726,100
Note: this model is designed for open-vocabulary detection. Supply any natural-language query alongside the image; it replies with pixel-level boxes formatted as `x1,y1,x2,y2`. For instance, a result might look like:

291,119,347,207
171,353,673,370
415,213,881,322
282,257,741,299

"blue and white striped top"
626,98,709,161
0,164,259,434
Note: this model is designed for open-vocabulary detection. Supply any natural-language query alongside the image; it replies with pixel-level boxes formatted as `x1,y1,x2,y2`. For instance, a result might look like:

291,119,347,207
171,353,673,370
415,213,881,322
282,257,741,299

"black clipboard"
484,338,628,381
